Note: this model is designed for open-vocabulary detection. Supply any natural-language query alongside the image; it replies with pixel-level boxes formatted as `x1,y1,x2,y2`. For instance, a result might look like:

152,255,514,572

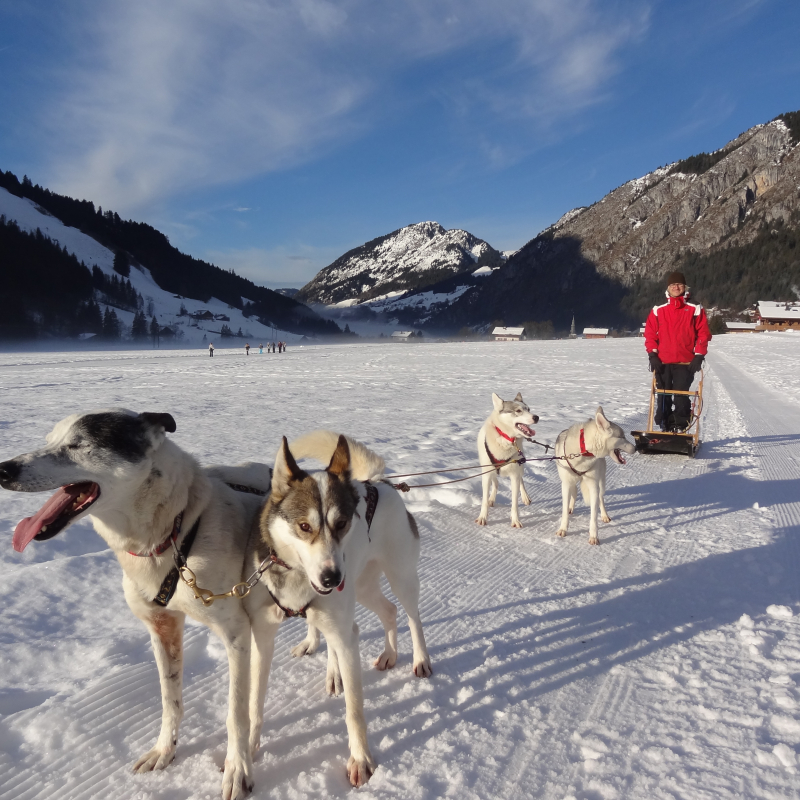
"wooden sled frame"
631,369,704,457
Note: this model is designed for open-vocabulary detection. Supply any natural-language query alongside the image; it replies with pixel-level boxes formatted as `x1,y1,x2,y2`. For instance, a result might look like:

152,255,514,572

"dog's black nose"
0,460,21,487
532,415,540,424
319,567,342,589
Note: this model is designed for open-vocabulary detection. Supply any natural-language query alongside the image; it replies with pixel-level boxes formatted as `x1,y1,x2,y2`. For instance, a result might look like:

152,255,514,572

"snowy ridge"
1,335,800,798
297,221,502,306
0,187,302,345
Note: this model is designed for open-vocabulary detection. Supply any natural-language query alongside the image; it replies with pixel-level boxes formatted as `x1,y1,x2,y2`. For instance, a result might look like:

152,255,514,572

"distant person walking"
208,343,214,357
259,343,263,354
245,343,250,356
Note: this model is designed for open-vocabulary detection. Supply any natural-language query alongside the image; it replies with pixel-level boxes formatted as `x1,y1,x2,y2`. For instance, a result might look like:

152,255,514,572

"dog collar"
494,426,516,443
128,511,184,557
579,428,594,458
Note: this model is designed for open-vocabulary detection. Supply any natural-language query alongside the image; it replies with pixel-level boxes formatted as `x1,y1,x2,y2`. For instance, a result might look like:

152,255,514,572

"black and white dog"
0,409,271,800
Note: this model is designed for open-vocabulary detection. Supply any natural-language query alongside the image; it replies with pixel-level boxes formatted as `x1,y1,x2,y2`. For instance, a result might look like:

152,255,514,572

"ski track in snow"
0,336,799,799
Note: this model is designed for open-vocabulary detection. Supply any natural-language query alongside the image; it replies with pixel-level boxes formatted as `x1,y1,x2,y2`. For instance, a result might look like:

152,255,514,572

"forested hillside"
0,170,340,338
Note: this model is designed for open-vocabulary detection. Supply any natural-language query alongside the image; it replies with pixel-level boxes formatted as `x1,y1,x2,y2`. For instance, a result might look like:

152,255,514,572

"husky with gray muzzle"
0,409,272,800
554,406,636,545
242,431,432,788
476,392,540,528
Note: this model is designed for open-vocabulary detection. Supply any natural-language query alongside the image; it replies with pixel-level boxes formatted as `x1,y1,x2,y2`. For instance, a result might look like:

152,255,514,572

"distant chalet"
756,301,800,331
391,331,414,341
492,326,525,341
583,327,609,339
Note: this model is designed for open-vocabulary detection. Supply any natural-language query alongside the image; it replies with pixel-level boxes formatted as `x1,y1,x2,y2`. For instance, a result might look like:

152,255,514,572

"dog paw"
475,516,487,526
602,514,611,523
511,519,523,528
374,650,397,670
522,496,531,506
488,499,495,507
132,744,176,773
249,734,261,759
291,639,317,658
556,529,567,538
221,754,254,800
347,752,377,787
413,657,433,678
588,537,599,545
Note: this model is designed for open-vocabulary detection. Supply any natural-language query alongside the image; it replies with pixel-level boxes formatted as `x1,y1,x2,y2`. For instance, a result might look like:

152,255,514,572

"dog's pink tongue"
12,487,78,552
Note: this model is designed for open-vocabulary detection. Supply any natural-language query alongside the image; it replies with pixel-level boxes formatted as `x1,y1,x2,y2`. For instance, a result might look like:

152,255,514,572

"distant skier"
209,343,214,357
245,343,250,356
259,343,263,354
644,271,711,431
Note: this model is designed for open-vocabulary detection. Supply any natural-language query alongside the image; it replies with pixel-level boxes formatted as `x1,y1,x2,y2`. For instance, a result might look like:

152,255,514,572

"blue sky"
1,0,799,289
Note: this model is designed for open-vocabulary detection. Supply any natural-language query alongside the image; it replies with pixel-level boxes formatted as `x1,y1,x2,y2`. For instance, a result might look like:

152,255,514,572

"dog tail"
289,429,385,482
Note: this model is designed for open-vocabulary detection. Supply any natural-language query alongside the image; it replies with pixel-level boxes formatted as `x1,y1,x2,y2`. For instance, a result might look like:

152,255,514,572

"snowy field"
1,334,800,800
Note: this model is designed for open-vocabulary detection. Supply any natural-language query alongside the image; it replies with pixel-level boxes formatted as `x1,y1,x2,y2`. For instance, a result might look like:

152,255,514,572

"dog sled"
631,369,704,458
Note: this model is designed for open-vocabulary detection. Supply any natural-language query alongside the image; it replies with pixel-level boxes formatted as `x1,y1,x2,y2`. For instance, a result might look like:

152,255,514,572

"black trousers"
655,363,693,426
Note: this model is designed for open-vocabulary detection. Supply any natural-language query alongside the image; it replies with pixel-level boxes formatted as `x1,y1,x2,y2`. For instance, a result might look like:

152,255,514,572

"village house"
492,326,525,341
583,327,609,339
391,331,414,341
755,301,800,331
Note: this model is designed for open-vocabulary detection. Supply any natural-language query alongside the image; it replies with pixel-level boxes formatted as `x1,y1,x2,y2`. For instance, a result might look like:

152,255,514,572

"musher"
644,271,711,431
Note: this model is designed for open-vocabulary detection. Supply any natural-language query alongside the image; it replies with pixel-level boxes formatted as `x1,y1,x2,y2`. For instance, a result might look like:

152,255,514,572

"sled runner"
631,369,704,458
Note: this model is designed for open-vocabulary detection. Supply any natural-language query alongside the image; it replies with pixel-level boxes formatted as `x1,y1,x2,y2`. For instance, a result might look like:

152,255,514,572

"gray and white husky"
242,430,432,788
0,409,272,800
476,392,539,528
554,406,635,545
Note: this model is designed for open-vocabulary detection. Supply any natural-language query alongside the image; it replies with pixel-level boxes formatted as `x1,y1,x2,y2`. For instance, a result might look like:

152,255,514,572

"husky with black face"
476,392,540,528
0,409,272,800
554,406,636,545
242,431,432,788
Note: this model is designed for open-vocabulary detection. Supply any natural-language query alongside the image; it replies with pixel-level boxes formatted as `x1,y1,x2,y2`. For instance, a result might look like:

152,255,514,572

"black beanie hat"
666,271,686,285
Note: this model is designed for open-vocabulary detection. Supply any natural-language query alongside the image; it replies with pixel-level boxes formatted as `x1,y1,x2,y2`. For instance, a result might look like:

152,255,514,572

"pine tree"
113,249,130,277
150,316,160,347
132,309,148,339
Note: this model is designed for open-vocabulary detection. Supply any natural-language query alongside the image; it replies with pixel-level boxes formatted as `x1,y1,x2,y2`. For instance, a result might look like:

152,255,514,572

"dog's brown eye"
299,522,311,532
335,519,347,530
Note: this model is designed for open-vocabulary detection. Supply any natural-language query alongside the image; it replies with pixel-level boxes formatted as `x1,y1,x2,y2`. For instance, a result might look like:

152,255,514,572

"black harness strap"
484,439,525,473
226,481,270,497
153,516,202,607
364,482,379,541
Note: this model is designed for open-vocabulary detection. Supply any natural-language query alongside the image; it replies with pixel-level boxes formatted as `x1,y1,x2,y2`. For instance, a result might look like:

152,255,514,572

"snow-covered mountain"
296,221,503,305
0,187,305,345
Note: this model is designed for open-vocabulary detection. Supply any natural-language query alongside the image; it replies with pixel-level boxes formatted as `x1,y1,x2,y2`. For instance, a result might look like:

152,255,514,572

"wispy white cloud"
42,0,650,213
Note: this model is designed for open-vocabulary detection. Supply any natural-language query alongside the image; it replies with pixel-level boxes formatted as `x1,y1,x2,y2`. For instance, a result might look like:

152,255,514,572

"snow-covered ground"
1,333,799,800
0,188,302,345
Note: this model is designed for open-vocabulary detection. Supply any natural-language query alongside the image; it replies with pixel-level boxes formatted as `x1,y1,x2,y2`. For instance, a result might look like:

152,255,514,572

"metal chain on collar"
177,552,285,607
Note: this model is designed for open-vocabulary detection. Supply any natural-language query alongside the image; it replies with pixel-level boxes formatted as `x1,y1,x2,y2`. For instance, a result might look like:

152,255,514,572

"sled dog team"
0,398,635,799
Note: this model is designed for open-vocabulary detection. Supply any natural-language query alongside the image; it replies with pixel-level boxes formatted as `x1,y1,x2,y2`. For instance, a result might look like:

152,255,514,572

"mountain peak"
296,221,503,305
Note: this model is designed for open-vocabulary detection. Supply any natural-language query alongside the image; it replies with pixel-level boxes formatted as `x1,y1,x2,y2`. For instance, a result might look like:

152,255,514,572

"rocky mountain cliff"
296,221,503,305
426,112,800,332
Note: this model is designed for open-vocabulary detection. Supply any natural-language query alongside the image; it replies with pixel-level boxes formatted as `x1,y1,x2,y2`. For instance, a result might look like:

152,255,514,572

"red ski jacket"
644,295,711,363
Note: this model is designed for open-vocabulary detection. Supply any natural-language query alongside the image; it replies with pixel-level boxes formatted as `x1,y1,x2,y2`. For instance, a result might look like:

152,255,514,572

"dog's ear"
514,392,524,403
491,392,503,411
272,436,308,498
595,406,611,432
327,435,351,477
139,413,177,433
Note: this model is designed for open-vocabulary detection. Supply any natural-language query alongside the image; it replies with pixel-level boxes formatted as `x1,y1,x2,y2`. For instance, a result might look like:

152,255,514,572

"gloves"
648,352,663,373
689,354,704,373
